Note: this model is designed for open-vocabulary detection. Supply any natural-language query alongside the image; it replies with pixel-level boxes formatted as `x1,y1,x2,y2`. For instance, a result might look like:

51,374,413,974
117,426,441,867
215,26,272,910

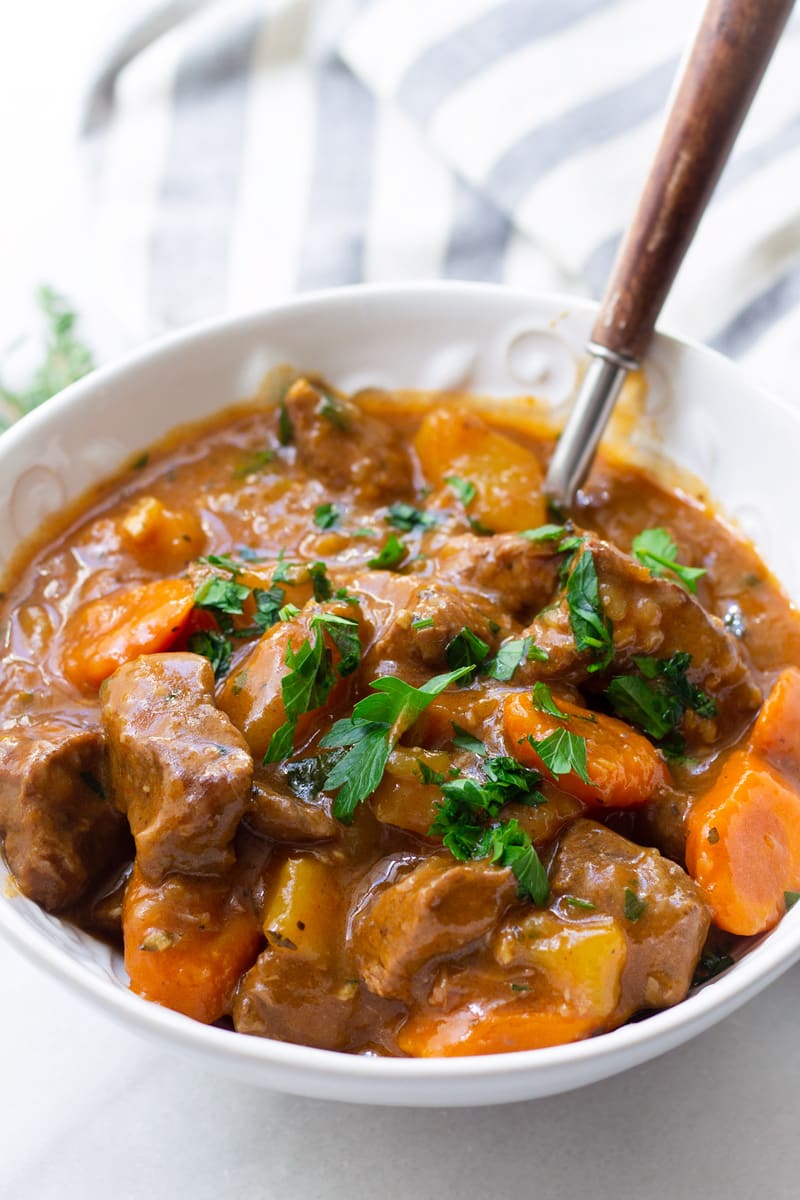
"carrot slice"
123,863,262,1024
504,691,667,807
397,1003,595,1057
62,578,195,690
749,667,800,786
686,749,800,935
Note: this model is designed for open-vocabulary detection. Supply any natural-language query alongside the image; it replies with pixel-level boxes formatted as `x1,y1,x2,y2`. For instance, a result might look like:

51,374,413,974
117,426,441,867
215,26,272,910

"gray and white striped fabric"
82,0,800,399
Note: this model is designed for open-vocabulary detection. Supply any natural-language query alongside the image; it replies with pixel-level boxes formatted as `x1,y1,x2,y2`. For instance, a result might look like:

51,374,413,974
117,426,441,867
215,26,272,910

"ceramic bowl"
2,282,799,1106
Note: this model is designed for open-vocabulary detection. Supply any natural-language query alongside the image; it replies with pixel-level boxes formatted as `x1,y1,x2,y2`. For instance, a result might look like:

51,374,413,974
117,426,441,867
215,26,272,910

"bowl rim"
2,279,800,1092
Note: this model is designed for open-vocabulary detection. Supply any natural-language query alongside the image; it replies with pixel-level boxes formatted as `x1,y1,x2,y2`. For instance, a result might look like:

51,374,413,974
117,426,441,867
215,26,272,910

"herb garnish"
531,681,567,719
308,560,332,601
451,723,487,755
233,449,275,478
692,946,734,986
264,612,361,762
320,667,471,822
367,533,408,571
193,575,250,616
520,524,569,542
411,617,435,631
785,891,800,910
564,895,596,911
485,636,548,681
385,502,437,532
444,475,477,507
188,630,233,678
445,627,490,674
623,888,647,922
314,503,340,530
606,652,717,755
632,528,707,594
526,728,590,785
278,400,293,445
566,548,614,672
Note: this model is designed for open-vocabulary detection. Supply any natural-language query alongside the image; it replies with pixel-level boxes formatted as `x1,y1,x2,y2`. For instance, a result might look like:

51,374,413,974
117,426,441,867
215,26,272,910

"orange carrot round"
504,691,667,807
686,749,800,935
397,1002,595,1057
62,578,195,690
123,864,262,1024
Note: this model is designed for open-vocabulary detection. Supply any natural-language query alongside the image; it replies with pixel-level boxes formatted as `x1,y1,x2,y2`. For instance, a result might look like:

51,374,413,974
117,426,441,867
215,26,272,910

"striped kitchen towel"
81,0,800,399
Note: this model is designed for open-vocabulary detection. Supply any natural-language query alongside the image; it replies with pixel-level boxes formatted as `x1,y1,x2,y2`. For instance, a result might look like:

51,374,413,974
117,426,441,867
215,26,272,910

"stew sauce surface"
2,376,800,1057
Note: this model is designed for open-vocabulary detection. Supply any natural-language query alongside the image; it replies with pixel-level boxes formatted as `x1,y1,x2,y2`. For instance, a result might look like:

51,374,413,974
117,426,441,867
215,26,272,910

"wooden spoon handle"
591,0,795,362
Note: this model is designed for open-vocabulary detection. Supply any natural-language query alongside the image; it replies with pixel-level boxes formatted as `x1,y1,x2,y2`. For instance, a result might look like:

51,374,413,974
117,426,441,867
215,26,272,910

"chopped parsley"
531,681,567,719
445,626,490,674
188,630,233,678
520,524,569,542
478,820,550,904
320,667,471,822
264,613,361,762
451,722,487,755
319,392,349,429
308,560,332,601
385,502,437,532
632,528,707,594
411,617,435,631
623,888,647,922
193,575,250,616
785,891,800,910
278,400,293,445
564,895,596,912
566,548,614,672
692,946,734,986
367,533,408,571
445,475,477,507
606,652,717,755
251,586,285,631
485,636,548,681
273,549,293,584
314,503,340,530
233,449,275,478
526,728,590,785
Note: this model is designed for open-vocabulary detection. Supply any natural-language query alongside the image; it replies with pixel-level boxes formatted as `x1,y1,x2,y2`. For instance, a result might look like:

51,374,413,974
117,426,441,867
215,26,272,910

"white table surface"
2,4,799,1196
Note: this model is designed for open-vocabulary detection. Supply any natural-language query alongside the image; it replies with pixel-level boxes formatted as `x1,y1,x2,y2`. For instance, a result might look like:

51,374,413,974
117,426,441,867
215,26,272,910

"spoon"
545,0,795,511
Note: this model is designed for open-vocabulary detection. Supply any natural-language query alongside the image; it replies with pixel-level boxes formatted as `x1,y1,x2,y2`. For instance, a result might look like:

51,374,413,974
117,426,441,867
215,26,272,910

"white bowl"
2,282,799,1106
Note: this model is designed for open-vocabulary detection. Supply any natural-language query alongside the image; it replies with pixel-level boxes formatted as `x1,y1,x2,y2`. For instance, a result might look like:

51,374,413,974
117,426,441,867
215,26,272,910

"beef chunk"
521,535,761,737
283,377,414,501
233,948,358,1050
435,532,561,618
359,574,508,685
550,819,710,1014
0,716,128,911
248,766,339,843
349,853,517,1001
101,653,253,882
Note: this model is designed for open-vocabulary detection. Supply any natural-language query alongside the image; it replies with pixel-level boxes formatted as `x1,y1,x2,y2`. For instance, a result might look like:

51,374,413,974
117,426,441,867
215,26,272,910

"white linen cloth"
81,0,800,399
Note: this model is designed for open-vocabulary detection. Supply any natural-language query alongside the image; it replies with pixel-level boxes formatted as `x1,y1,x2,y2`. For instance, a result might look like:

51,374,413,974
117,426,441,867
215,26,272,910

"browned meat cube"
233,948,359,1050
101,653,253,882
521,534,761,738
0,717,129,911
349,853,517,1001
248,766,339,843
550,819,710,1015
435,532,561,618
356,572,508,687
283,378,414,501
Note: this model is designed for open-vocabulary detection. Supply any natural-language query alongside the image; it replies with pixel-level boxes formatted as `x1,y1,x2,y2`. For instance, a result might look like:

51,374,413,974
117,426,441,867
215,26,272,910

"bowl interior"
2,282,799,1105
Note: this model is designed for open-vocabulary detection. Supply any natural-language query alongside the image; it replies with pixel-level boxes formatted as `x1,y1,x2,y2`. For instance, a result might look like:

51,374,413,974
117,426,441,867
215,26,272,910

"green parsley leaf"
199,553,245,576
476,819,549,904
193,576,250,614
520,524,568,542
482,756,545,806
623,888,647,922
692,946,734,986
279,603,300,621
188,630,232,678
411,617,435,631
564,895,596,911
632,527,707,594
566,548,614,672
385,502,437,532
314,612,361,676
233,449,275,478
531,682,567,719
445,626,490,674
308,560,332,601
320,667,471,822
367,533,408,571
451,722,487,755
527,728,590,785
272,549,293,584
313,503,340,530
278,400,293,445
252,586,285,632
333,587,360,605
785,891,800,910
607,652,717,750
485,636,548,682
320,391,350,429
445,475,477,507
418,760,447,787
